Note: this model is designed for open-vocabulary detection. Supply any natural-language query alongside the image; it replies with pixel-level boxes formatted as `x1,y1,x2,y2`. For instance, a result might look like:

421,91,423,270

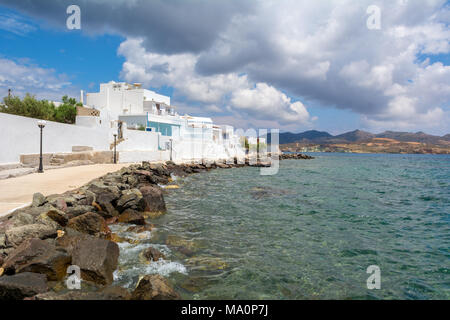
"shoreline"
0,153,313,300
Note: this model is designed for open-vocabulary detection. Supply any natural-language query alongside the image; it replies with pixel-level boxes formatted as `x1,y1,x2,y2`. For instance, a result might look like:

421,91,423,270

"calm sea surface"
113,153,450,299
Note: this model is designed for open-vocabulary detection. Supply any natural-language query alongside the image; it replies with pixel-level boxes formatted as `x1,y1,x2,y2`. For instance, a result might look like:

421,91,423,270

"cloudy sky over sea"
0,0,448,135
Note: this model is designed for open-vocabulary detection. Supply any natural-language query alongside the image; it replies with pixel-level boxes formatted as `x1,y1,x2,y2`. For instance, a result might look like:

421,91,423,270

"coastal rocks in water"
116,189,145,213
185,256,228,271
131,274,180,300
71,238,119,285
0,272,48,300
66,212,109,236
250,186,290,200
33,286,131,300
139,185,167,214
32,193,46,207
141,247,165,262
165,235,204,252
118,209,146,225
5,224,57,247
2,239,71,281
279,153,314,160
126,224,153,233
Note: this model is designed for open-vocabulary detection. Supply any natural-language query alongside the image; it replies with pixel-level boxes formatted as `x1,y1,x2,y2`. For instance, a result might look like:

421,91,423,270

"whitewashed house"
79,81,245,163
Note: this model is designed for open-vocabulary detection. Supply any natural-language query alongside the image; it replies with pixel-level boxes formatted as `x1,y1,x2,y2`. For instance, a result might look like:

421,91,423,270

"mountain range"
268,130,450,145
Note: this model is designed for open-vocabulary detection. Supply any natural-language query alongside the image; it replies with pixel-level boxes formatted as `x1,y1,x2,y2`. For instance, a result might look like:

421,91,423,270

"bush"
0,94,80,124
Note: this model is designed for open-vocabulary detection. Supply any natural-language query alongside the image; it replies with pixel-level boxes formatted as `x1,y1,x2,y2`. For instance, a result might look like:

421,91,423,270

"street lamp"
37,120,46,173
113,134,117,164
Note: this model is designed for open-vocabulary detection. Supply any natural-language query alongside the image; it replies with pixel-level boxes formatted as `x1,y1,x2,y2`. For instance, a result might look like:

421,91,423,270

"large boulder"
45,209,69,227
141,247,165,262
116,189,145,212
118,209,146,225
0,272,48,300
9,212,34,227
0,233,5,249
55,228,93,255
33,286,131,300
32,192,46,207
139,185,167,214
2,239,71,281
65,205,96,219
71,238,119,285
131,275,180,300
5,224,57,247
87,182,120,206
66,212,109,236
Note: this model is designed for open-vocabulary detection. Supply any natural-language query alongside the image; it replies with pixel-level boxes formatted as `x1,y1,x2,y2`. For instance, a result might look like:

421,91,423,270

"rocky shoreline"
0,154,313,300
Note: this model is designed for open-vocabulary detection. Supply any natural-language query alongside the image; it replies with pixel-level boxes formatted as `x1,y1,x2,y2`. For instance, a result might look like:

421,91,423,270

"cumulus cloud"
118,38,313,127
2,0,449,132
0,58,73,100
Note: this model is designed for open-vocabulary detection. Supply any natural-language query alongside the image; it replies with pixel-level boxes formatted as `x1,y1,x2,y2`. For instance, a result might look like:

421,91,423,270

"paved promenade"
0,163,129,217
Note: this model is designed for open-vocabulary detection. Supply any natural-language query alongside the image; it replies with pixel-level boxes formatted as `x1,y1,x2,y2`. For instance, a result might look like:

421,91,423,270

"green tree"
1,94,79,124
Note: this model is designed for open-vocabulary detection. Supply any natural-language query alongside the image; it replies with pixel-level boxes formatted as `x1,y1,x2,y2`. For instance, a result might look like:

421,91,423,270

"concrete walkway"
0,163,129,217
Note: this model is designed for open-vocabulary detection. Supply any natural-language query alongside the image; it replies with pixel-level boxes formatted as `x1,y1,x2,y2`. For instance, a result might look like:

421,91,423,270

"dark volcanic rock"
45,209,69,227
131,274,180,300
72,238,119,285
141,247,165,262
32,193,46,207
5,224,57,247
66,212,109,236
87,182,121,214
118,209,146,225
0,272,48,300
33,286,131,300
56,228,94,255
2,238,71,281
66,205,96,218
139,185,167,213
116,189,145,212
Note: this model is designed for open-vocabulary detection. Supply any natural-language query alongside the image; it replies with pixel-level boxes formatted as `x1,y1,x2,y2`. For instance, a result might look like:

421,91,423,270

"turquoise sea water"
114,153,450,300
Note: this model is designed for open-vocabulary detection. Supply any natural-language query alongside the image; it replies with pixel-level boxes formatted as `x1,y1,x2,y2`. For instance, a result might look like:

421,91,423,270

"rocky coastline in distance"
0,153,312,300
274,130,450,154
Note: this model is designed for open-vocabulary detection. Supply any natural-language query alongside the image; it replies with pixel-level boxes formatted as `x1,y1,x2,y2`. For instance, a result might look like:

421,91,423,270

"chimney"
80,90,84,105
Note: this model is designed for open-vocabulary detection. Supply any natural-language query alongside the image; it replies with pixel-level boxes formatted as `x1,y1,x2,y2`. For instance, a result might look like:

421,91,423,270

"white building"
81,81,246,163
86,81,171,121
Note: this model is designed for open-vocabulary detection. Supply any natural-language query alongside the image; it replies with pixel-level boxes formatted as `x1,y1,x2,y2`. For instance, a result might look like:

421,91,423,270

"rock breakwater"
0,154,312,300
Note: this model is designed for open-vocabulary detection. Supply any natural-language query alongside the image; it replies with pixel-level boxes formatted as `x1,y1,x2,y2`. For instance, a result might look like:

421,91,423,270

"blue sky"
0,1,448,135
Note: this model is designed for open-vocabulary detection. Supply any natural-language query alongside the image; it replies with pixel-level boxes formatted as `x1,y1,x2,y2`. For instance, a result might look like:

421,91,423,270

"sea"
112,153,450,300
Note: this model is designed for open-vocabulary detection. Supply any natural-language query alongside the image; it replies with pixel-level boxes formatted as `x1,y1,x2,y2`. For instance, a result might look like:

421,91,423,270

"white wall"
119,150,170,163
116,129,160,152
0,113,111,164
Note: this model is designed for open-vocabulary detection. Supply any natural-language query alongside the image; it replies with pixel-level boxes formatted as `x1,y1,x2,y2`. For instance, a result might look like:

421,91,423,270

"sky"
0,0,448,135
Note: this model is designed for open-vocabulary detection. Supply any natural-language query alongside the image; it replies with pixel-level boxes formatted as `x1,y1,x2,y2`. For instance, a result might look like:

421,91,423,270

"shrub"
1,94,80,124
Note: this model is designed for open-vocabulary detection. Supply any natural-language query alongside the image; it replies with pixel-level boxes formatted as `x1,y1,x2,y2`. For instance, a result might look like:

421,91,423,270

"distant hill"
271,129,449,145
267,130,332,144
376,131,443,144
331,130,375,142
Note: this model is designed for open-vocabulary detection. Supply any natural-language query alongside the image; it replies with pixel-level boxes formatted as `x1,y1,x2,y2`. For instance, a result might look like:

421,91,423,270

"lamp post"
37,120,46,173
113,134,117,164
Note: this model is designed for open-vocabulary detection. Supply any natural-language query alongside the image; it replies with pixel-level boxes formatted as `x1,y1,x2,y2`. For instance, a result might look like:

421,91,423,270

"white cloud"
118,38,313,128
5,0,449,133
0,58,73,101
